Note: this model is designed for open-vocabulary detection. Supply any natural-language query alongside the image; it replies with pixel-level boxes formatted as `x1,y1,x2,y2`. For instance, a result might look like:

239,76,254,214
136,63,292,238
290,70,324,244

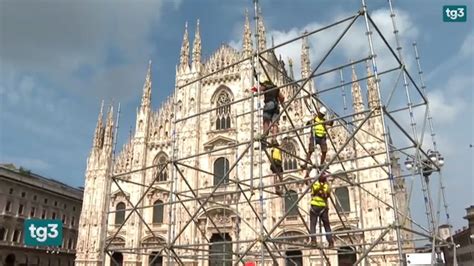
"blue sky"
0,0,472,231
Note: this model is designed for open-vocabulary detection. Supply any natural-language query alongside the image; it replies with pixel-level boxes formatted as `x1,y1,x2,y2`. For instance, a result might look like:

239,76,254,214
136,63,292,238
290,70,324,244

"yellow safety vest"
271,147,282,162
313,116,326,138
310,181,330,207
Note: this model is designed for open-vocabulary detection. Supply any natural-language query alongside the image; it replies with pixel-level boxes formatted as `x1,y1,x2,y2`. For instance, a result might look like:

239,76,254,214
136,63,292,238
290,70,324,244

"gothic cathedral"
76,13,412,266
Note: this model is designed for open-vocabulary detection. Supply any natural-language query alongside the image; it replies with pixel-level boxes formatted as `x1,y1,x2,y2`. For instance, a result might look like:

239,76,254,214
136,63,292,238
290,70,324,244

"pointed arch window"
335,187,350,213
111,252,123,266
154,153,169,182
284,190,299,217
0,227,6,241
115,202,126,225
152,200,164,224
213,157,230,186
215,90,232,130
338,246,356,265
149,252,163,266
209,233,232,266
285,250,303,266
281,139,298,171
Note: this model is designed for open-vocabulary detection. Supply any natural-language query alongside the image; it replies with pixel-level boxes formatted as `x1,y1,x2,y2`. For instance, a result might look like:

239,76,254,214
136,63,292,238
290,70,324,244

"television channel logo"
443,6,467,22
24,219,62,246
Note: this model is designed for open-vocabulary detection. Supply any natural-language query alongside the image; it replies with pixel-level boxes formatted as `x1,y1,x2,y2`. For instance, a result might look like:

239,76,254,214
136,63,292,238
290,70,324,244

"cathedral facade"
75,13,412,266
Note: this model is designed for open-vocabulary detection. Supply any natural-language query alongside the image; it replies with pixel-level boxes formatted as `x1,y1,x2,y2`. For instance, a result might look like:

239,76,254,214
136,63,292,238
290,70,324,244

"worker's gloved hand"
251,86,258,93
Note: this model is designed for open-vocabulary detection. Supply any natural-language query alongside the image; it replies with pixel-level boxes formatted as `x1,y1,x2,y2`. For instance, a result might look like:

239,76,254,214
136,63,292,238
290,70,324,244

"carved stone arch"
146,187,169,202
110,191,130,206
141,235,167,248
281,175,304,192
332,225,362,247
197,207,238,237
333,169,353,182
210,84,234,103
197,206,237,220
332,225,358,232
211,85,234,130
152,151,169,182
275,229,307,248
106,236,126,249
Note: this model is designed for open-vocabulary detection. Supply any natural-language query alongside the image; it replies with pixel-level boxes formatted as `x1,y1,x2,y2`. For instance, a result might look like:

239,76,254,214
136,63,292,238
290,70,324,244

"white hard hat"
309,169,318,179
319,106,327,115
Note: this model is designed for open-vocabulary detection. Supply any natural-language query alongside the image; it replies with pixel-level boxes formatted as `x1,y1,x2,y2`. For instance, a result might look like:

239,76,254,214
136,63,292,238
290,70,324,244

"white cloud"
460,33,474,57
242,8,419,80
427,89,465,123
427,33,474,82
0,0,172,102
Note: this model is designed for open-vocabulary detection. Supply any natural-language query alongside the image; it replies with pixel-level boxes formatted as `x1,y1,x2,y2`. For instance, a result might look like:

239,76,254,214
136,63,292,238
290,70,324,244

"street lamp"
404,150,447,264
404,151,445,177
404,157,415,171
428,150,444,167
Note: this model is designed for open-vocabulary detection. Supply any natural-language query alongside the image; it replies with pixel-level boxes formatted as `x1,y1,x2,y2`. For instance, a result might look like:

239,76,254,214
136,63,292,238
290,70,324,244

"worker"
302,106,333,171
252,79,285,141
269,139,283,195
308,169,334,248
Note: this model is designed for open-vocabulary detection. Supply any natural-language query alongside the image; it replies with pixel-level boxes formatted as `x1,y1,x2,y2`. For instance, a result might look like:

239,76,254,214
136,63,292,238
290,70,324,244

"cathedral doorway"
337,246,357,266
285,250,302,266
110,252,123,266
149,252,163,266
209,233,232,266
5,254,15,266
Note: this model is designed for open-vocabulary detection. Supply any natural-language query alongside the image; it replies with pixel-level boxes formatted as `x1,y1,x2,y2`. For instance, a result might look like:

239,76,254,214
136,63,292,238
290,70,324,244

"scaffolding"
101,0,454,265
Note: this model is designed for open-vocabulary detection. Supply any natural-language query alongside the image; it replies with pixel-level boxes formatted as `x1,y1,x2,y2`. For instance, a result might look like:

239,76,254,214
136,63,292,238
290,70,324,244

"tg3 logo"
443,6,467,22
24,219,63,246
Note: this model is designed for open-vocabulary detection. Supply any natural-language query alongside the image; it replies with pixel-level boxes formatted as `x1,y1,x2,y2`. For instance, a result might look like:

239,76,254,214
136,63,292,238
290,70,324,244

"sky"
0,0,472,232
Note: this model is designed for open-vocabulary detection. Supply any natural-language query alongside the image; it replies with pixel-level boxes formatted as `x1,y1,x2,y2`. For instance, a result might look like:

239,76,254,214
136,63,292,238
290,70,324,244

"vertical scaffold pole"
252,1,266,264
361,0,404,263
339,68,348,115
387,1,441,263
413,42,457,265
168,85,179,265
102,101,120,264
386,1,437,249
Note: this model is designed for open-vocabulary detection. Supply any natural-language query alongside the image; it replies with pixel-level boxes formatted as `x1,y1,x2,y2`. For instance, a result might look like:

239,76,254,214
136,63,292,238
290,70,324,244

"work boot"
269,139,279,148
255,133,268,141
275,186,282,196
300,162,308,170
305,238,319,248
328,239,334,248
318,164,325,171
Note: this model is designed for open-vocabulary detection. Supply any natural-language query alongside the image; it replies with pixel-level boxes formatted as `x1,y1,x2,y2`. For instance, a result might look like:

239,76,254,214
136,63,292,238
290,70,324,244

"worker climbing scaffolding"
308,169,334,248
302,106,334,172
269,139,283,195
92,0,452,264
251,78,285,144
